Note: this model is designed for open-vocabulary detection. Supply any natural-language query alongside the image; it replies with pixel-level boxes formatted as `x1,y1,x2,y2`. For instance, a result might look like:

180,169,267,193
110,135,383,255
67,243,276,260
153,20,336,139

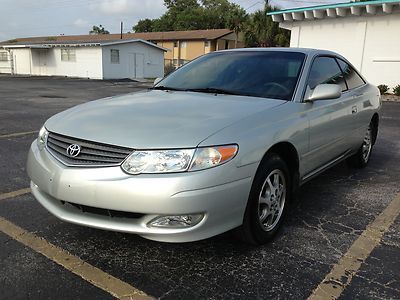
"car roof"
216,47,339,57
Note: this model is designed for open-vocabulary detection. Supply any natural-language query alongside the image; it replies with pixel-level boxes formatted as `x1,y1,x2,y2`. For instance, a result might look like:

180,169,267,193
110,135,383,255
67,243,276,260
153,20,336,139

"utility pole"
120,22,123,39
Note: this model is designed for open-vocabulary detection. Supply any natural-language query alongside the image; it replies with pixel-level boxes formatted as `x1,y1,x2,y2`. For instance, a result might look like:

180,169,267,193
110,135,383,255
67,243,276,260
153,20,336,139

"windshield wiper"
185,87,246,96
151,86,184,91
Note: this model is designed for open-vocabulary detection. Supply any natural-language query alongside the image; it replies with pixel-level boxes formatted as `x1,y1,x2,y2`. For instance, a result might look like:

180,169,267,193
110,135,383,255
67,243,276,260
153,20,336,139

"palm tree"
89,25,110,35
227,8,248,48
244,0,290,47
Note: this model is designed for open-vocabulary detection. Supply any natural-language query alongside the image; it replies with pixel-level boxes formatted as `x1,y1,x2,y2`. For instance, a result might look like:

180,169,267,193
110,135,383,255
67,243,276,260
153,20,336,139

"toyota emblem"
66,144,81,157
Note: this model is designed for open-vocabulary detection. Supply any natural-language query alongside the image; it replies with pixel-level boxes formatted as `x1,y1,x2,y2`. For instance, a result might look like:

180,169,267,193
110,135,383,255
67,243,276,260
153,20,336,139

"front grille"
46,131,132,167
62,201,144,219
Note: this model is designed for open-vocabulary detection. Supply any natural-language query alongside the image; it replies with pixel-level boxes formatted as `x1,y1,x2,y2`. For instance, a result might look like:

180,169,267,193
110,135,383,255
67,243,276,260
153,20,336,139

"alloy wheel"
258,169,286,232
362,124,372,163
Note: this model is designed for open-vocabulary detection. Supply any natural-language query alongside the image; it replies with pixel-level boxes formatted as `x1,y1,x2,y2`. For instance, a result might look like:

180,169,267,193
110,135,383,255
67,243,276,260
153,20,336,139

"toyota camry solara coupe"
27,48,381,244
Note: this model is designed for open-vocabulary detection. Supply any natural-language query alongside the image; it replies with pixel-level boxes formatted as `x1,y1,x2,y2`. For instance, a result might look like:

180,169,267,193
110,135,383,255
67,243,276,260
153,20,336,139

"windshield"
156,51,305,101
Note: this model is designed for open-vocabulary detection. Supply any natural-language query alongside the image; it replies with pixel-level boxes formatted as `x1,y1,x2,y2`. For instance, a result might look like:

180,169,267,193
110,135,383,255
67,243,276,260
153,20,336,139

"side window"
307,57,347,92
61,49,76,62
337,59,365,90
110,49,120,64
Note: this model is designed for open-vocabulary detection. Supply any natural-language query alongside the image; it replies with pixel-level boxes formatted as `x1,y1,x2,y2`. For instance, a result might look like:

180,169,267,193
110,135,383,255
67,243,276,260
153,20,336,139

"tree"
227,6,248,47
131,0,290,49
133,19,155,32
243,1,289,47
89,25,110,35
132,0,246,32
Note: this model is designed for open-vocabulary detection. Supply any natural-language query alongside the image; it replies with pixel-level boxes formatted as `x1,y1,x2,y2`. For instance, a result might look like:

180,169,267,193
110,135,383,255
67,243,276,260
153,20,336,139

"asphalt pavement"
0,76,399,299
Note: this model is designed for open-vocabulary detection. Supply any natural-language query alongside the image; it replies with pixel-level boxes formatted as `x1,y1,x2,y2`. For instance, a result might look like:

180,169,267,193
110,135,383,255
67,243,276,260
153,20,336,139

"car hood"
45,90,285,149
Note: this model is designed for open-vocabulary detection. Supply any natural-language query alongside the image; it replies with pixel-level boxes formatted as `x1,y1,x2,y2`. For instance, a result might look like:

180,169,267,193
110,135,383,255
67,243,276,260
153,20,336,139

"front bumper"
27,141,256,242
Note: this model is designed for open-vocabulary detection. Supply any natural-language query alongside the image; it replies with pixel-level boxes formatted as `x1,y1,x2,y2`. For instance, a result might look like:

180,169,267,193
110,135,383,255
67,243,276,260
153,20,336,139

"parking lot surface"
0,76,399,299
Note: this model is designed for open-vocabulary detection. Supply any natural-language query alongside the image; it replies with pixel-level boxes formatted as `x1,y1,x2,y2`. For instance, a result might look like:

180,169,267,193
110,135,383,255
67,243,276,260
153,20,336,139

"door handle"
352,93,364,99
352,106,358,114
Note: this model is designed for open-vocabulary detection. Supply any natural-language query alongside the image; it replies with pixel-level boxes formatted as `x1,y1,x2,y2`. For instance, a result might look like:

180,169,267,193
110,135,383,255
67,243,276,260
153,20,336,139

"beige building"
135,29,244,67
1,29,243,70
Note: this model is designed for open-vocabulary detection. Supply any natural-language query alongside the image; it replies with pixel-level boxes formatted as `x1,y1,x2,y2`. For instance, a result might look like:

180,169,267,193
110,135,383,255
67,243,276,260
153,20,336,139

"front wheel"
236,154,291,245
346,122,374,168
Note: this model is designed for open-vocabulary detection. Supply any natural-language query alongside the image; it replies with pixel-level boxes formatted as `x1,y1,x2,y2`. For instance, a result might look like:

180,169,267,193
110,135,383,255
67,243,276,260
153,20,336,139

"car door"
336,58,369,150
301,56,350,176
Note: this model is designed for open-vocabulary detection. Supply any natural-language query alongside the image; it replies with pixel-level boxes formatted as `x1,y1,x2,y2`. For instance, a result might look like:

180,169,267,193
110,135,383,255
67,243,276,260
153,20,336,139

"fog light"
148,214,204,228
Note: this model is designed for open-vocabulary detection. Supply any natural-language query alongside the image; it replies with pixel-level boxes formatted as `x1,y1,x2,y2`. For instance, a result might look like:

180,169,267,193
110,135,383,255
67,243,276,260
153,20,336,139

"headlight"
37,126,48,149
122,149,195,174
121,144,238,175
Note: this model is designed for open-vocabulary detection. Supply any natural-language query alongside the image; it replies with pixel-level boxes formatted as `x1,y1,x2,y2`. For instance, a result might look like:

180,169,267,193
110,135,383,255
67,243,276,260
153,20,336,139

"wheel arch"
371,113,379,145
261,141,300,198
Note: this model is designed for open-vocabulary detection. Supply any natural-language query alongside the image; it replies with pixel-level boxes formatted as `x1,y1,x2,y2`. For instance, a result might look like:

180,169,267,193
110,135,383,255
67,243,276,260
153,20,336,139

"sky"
0,0,343,41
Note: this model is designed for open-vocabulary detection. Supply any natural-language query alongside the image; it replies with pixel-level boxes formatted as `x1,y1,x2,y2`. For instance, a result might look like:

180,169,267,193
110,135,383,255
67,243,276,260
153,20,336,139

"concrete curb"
381,95,400,102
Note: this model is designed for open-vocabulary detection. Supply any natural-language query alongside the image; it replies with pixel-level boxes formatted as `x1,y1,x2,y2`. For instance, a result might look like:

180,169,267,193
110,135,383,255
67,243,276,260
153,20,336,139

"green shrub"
393,85,400,96
377,84,389,95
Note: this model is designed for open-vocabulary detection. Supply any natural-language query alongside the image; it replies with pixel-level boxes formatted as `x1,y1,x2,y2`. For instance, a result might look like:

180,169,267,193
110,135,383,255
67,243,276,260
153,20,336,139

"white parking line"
0,188,31,201
0,130,38,139
309,193,400,299
0,217,153,300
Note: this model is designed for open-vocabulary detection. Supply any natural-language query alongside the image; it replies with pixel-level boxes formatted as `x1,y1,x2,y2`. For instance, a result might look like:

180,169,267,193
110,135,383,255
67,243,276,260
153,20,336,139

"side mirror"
154,77,163,86
305,84,341,102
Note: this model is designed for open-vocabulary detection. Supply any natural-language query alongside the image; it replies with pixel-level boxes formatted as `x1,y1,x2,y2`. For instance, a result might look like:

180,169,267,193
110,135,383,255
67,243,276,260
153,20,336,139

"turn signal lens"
189,145,238,171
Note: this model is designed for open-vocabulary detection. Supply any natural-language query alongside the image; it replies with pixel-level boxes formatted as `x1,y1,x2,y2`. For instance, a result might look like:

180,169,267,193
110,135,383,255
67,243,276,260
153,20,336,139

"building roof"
268,0,400,22
0,39,169,51
0,29,233,46
1,39,168,51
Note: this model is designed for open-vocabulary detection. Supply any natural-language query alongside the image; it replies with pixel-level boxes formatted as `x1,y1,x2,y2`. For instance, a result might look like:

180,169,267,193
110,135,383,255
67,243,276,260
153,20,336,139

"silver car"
27,48,381,244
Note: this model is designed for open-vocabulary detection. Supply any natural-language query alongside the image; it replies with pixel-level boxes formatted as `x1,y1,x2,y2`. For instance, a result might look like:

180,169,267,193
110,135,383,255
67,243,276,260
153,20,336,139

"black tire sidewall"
244,154,291,244
347,121,374,168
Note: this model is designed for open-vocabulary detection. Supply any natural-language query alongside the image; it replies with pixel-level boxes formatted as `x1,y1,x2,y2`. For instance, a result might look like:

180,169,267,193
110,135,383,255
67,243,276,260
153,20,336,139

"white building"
269,0,400,88
0,39,166,79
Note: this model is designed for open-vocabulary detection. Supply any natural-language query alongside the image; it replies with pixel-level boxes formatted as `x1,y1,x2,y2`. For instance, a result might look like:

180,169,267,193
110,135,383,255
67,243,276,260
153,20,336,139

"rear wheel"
346,122,374,168
237,154,291,245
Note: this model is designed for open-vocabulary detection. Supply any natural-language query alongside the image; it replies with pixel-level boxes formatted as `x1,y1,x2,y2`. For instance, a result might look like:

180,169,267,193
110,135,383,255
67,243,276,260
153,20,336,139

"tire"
346,121,374,169
236,153,291,245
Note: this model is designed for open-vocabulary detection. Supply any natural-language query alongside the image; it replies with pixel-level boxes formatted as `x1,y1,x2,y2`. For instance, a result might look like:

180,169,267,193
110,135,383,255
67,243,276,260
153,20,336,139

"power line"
245,1,264,10
270,0,339,5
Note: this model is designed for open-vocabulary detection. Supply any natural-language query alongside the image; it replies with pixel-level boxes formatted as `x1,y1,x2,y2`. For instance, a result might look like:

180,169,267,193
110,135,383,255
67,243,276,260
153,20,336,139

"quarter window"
110,49,120,64
337,59,365,90
307,57,347,92
61,49,76,62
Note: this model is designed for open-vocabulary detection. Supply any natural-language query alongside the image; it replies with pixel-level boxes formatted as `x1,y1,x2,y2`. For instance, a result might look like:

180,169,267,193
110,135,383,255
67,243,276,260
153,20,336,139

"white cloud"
95,0,135,14
91,0,165,17
73,18,89,28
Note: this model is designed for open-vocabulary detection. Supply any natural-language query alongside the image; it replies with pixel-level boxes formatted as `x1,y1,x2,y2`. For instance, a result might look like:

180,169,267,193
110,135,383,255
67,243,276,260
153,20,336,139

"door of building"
128,53,144,78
